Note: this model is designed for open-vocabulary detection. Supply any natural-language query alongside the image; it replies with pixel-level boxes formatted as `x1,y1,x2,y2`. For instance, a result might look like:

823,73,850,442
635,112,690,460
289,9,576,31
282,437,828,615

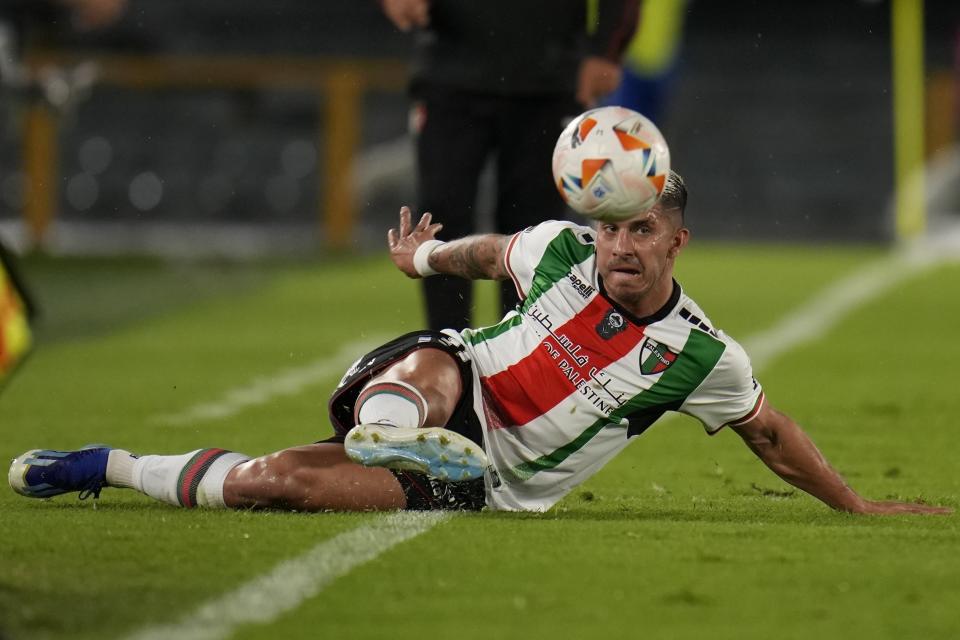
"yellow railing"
21,51,408,249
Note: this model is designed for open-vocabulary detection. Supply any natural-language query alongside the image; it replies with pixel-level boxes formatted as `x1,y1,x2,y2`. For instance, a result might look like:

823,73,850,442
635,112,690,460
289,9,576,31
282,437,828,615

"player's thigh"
374,346,463,399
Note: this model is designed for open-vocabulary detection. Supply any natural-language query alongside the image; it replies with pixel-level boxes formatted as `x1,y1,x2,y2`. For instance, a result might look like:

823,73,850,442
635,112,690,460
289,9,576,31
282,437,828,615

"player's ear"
668,226,689,258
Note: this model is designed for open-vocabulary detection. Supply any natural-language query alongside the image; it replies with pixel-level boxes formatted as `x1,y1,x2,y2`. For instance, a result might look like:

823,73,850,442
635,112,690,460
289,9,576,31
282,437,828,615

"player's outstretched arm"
731,404,952,515
388,206,510,281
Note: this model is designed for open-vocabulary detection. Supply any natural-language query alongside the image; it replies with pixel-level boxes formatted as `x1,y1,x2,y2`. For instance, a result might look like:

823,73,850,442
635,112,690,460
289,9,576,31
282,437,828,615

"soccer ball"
552,106,670,221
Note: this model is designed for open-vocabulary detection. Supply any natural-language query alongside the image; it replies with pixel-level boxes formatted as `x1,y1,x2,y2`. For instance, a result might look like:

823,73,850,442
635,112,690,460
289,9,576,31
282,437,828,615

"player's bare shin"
223,444,406,511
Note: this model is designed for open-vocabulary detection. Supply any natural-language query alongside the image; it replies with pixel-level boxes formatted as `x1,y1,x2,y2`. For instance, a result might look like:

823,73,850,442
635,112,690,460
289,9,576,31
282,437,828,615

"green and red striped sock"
115,448,251,508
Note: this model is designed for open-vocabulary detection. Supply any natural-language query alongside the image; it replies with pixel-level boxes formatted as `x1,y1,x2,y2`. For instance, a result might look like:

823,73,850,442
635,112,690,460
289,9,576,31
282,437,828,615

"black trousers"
414,87,578,330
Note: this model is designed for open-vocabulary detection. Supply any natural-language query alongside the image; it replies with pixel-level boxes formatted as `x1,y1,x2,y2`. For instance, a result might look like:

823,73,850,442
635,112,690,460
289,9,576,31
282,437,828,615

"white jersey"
446,220,764,511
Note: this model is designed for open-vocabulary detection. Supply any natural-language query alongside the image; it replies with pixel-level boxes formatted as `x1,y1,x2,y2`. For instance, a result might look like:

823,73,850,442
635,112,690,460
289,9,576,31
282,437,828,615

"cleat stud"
417,433,427,442
439,435,450,445
350,432,364,441
371,432,381,443
460,458,468,466
440,454,449,463
464,447,473,455
438,470,449,480
461,470,471,480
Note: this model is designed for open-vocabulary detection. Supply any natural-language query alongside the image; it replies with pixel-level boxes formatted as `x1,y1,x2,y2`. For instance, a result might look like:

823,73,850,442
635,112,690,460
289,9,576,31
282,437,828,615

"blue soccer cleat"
344,424,488,482
8,446,112,500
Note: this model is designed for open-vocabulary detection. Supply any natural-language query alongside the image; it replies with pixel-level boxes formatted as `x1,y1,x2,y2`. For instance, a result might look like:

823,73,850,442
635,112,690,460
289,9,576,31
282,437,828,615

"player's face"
594,206,689,314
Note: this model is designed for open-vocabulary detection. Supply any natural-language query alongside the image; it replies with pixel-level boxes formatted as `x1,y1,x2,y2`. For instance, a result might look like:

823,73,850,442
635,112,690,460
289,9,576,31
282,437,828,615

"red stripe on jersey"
504,232,525,299
728,391,765,427
481,296,647,428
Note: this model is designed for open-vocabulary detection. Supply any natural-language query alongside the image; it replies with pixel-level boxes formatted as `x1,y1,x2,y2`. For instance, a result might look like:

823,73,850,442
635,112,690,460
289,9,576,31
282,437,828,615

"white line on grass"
123,232,960,640
150,337,387,427
121,511,450,640
744,240,959,372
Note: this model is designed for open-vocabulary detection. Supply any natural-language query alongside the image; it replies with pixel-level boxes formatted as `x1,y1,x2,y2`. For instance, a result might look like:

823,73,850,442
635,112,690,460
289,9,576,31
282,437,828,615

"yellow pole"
22,104,58,249
586,0,599,34
891,0,925,240
322,67,362,249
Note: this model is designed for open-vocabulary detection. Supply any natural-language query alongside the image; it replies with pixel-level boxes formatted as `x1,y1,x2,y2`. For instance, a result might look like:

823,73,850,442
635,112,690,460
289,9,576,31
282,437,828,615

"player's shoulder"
669,287,749,358
518,220,596,245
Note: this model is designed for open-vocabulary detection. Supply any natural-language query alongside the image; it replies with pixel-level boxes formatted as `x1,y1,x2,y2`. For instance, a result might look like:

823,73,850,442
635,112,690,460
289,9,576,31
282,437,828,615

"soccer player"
8,173,951,515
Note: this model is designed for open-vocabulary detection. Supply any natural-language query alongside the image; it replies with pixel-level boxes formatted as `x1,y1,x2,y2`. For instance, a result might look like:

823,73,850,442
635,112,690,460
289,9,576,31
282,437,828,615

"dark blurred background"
1,0,958,256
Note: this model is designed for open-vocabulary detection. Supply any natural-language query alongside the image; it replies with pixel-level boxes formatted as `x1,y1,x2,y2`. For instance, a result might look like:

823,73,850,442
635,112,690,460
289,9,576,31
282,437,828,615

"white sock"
354,380,427,428
106,448,249,508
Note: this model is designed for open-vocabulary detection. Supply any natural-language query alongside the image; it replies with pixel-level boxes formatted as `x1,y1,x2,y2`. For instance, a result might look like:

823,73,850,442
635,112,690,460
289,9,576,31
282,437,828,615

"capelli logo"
566,273,595,299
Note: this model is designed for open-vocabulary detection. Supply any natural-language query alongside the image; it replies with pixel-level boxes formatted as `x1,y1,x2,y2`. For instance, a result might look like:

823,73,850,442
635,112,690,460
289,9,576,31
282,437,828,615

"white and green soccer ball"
552,106,670,222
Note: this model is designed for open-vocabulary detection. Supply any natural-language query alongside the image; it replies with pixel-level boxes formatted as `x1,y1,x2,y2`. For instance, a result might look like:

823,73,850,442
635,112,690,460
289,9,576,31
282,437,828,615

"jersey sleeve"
503,220,594,300
678,333,764,434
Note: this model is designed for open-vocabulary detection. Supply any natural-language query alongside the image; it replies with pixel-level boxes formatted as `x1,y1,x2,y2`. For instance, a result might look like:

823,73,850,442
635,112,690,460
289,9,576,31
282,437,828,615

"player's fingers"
426,222,443,237
416,212,432,231
919,505,953,515
388,228,398,248
399,206,412,237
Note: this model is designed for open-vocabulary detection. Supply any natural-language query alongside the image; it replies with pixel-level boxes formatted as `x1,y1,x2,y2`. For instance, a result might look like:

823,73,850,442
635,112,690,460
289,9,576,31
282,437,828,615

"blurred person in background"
56,0,127,31
1,0,126,103
602,0,688,125
1,0,126,60
380,0,639,331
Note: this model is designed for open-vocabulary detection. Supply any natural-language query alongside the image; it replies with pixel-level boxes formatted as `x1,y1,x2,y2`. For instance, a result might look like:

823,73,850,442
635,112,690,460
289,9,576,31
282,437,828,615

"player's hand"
854,499,953,516
381,0,430,32
576,56,622,108
388,206,443,278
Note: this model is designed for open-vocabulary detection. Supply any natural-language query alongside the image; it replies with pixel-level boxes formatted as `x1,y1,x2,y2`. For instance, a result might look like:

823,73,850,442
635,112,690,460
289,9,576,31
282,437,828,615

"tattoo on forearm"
430,236,506,280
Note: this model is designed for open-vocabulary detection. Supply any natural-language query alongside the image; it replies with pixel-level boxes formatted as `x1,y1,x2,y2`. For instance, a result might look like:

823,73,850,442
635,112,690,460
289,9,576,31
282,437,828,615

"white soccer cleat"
344,424,488,482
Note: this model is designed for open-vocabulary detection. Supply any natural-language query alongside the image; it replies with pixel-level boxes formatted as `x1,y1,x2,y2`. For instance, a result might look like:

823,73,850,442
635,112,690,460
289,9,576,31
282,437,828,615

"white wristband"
413,240,445,277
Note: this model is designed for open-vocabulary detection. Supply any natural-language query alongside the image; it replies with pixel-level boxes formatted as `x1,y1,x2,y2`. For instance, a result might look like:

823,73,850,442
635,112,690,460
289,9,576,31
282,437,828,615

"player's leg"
9,333,485,509
344,345,487,480
494,94,576,315
225,441,486,512
9,442,407,511
354,346,462,429
223,443,405,510
416,88,496,330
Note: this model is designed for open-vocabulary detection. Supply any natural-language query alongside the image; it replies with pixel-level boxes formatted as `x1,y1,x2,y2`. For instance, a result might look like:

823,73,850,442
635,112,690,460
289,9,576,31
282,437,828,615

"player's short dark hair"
658,171,687,221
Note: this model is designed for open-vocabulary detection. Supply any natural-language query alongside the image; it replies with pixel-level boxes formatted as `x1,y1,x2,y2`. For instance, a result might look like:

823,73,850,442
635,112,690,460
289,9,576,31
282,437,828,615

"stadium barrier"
20,50,408,249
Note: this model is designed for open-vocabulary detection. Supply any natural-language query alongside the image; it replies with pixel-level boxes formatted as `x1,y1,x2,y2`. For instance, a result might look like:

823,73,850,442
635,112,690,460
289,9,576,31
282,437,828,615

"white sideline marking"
121,511,449,640
744,238,960,372
150,337,387,427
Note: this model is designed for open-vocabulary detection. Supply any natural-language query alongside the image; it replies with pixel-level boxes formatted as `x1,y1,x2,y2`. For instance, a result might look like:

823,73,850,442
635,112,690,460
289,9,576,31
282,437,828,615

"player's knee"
375,347,462,426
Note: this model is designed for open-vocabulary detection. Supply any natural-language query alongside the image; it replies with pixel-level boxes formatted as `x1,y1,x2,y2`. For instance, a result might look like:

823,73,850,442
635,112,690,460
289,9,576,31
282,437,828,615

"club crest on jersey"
639,338,677,375
595,308,626,340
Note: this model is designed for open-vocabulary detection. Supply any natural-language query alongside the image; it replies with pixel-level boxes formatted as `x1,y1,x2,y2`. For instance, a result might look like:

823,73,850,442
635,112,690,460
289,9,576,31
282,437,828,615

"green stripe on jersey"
520,228,595,313
508,329,726,481
464,228,593,347
463,314,523,346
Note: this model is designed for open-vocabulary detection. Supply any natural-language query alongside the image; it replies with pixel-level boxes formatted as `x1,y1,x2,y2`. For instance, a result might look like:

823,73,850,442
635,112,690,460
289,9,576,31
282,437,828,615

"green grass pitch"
1,243,958,640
